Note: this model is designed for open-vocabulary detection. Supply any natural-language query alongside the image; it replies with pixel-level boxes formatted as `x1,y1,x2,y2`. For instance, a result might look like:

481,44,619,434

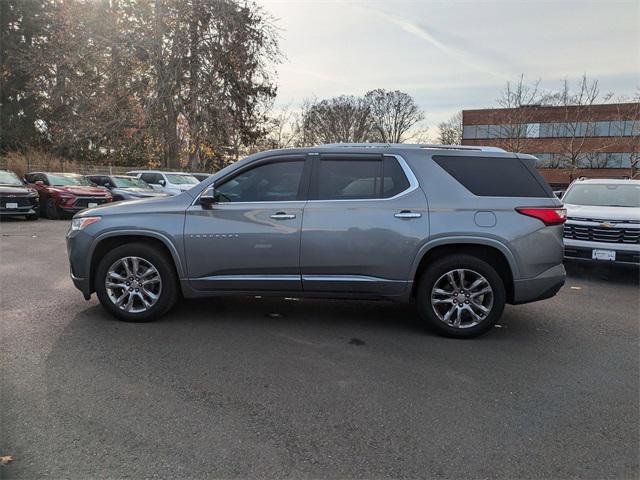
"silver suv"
67,144,567,338
562,178,640,264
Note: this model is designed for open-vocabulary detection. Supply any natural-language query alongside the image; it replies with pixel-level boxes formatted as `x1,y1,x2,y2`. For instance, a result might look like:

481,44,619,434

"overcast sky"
259,0,639,131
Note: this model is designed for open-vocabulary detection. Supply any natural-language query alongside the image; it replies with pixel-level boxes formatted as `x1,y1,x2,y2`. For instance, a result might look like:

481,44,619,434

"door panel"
184,155,310,292
184,202,304,291
300,154,429,295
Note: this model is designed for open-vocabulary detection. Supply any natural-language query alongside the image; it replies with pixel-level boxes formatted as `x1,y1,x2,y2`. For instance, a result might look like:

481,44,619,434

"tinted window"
433,155,553,198
216,160,304,202
383,157,411,198
140,173,160,184
316,159,382,200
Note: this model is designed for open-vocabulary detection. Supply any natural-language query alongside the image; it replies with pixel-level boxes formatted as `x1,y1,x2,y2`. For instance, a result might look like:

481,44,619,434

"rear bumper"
511,263,566,304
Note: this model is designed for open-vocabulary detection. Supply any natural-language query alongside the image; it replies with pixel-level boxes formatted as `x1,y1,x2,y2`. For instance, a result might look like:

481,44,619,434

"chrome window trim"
191,153,418,206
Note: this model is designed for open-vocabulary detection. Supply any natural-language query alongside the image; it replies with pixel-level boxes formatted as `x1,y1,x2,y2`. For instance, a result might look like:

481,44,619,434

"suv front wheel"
95,243,178,322
416,254,506,338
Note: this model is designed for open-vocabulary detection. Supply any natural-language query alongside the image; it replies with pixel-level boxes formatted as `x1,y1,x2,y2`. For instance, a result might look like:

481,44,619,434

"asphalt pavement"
1,218,638,479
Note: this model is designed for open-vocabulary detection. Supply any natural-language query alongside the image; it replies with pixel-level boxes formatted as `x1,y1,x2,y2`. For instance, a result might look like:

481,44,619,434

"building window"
538,123,551,138
476,125,489,138
464,118,637,140
462,125,477,139
526,123,540,138
610,120,625,136
527,152,634,169
594,121,610,136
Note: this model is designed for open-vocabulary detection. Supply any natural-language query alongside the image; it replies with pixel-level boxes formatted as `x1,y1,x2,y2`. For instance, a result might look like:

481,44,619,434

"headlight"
70,216,101,231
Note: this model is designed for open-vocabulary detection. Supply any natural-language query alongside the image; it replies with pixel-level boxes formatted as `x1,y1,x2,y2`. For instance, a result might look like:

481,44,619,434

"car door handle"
270,212,296,220
394,211,422,219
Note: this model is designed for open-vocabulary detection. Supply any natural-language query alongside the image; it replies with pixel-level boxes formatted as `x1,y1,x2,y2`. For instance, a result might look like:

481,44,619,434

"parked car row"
0,169,208,220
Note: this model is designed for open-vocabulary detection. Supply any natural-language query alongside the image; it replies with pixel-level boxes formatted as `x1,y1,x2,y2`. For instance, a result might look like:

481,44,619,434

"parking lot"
1,217,638,479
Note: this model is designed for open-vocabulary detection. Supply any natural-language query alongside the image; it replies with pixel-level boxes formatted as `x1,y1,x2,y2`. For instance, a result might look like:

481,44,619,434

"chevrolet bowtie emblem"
599,222,614,229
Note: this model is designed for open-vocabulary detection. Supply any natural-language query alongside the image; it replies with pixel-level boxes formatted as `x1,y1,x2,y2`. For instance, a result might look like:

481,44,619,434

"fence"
0,160,138,176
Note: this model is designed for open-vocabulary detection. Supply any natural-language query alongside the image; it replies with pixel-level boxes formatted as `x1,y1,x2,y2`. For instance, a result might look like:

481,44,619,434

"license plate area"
6,202,18,209
87,202,98,208
592,249,616,261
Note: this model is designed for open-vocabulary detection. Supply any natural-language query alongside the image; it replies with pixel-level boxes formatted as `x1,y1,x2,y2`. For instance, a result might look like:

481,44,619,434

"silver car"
562,178,640,265
67,144,567,338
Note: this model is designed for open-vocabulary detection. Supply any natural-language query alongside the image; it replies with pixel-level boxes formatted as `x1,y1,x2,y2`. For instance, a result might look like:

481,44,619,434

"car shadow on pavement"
564,260,639,286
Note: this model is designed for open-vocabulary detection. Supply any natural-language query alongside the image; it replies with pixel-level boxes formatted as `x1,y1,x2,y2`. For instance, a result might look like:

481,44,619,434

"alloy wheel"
430,268,494,329
105,256,162,313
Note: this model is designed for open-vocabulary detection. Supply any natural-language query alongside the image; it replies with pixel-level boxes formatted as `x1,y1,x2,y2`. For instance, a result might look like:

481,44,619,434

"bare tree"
495,74,548,153
253,103,300,150
437,111,463,145
300,95,372,145
545,74,615,173
365,89,424,143
622,99,640,179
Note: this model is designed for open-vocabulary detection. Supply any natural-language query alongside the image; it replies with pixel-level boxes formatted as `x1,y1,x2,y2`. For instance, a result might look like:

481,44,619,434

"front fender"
86,229,186,279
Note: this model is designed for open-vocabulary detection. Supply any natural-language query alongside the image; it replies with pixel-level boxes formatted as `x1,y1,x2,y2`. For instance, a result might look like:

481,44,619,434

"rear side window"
383,156,411,197
313,156,411,200
140,173,160,184
433,155,553,198
317,159,382,200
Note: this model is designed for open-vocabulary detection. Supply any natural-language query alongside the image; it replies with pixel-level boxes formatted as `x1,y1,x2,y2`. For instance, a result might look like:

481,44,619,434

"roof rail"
318,143,506,153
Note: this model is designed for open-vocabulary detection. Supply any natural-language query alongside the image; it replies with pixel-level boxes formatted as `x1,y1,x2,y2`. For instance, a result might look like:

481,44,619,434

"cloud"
366,7,507,79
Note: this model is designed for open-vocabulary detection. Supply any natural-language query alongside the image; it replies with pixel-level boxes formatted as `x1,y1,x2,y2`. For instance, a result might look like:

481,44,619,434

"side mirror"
35,180,44,186
104,182,112,189
200,186,217,209
158,179,166,187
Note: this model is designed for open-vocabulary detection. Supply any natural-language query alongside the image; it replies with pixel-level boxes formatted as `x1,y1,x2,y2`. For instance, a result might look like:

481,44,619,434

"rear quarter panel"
403,150,563,280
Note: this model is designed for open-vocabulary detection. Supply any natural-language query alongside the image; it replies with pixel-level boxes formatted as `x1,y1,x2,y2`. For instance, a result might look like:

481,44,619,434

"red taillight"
516,207,567,226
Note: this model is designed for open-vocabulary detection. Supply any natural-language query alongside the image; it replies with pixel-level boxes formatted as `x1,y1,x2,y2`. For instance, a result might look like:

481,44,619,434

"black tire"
416,254,506,338
45,198,61,220
26,212,39,220
95,243,179,322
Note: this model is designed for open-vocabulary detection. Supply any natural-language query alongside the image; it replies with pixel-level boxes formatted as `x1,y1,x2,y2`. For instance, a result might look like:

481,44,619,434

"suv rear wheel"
416,254,506,338
95,243,178,322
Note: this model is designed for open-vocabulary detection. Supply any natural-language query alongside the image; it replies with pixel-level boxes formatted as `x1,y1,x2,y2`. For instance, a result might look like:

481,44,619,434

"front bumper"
512,263,566,304
67,229,94,297
564,238,640,265
0,206,39,216
0,197,39,215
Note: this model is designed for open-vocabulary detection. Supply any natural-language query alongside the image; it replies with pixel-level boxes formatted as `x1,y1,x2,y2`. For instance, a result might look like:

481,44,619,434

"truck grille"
563,223,640,244
0,197,33,208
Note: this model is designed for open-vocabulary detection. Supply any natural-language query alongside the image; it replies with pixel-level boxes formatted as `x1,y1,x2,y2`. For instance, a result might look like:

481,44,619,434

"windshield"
165,174,199,185
0,171,23,186
112,176,150,188
48,174,93,186
563,184,640,208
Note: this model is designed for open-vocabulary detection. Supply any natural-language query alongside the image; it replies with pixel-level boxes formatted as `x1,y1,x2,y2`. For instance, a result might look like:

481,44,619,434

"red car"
25,172,112,219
